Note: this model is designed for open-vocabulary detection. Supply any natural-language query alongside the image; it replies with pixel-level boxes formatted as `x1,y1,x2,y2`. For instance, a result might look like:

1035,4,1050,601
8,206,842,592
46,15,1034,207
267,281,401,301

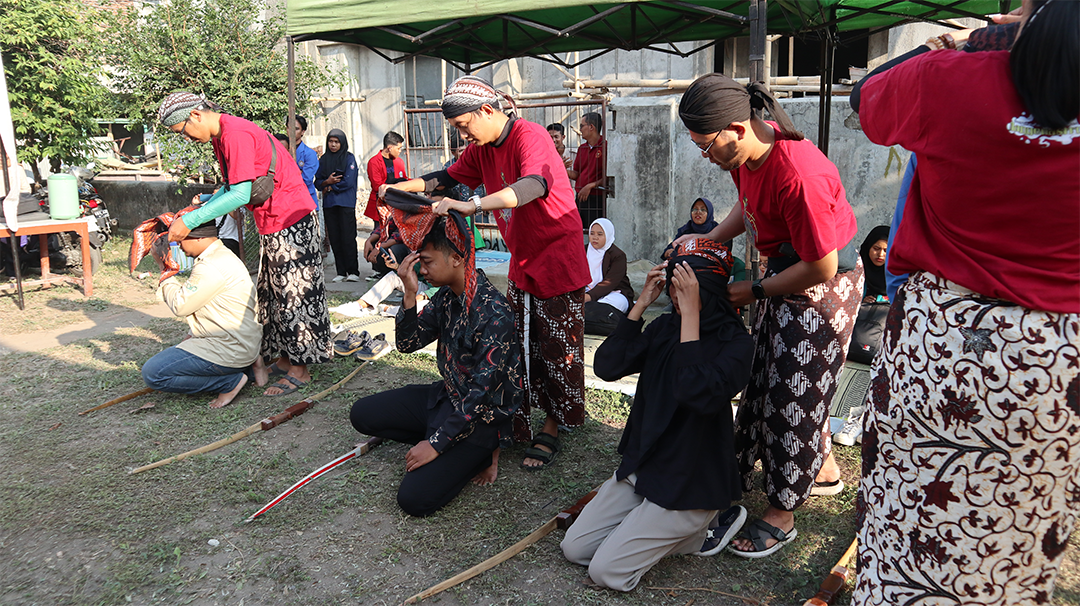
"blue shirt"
316,153,359,210
886,155,915,302
295,141,320,208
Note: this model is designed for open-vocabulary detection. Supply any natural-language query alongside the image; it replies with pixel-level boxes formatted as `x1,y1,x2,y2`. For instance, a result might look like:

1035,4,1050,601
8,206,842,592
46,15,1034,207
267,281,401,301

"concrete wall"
93,180,217,231
607,94,911,263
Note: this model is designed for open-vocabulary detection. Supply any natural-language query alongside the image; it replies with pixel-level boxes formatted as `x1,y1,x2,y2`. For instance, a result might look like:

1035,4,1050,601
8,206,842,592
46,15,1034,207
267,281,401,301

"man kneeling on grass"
561,238,754,591
350,212,522,516
141,219,263,409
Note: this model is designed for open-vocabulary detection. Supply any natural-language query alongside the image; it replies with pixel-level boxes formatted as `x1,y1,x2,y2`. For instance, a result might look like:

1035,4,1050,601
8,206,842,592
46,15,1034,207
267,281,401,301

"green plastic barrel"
48,174,80,220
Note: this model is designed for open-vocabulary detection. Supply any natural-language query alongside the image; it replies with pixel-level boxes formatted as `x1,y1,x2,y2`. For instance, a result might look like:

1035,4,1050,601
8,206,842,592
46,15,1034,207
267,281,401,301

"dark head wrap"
380,189,477,306
441,75,517,120
129,206,198,283
674,197,719,238
315,128,351,184
186,218,219,239
859,225,890,300
679,74,804,141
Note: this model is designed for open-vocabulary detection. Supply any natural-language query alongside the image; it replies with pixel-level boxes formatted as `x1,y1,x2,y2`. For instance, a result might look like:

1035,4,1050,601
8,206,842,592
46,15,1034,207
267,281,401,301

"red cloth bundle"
129,206,197,283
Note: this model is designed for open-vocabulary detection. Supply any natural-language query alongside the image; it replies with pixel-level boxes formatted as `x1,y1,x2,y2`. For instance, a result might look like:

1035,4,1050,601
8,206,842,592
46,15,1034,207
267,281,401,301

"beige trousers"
560,472,716,592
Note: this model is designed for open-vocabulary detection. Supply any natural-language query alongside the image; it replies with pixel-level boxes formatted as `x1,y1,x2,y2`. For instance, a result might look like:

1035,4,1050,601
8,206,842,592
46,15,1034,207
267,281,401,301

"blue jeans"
142,346,248,395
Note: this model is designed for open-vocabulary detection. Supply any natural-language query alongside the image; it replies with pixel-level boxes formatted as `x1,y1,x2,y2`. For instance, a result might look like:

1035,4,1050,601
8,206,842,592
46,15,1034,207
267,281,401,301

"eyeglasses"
694,131,721,154
691,208,708,214
174,118,195,141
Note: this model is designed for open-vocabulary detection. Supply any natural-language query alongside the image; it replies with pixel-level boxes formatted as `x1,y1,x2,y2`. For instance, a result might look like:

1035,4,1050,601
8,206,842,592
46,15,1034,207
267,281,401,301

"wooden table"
0,216,93,309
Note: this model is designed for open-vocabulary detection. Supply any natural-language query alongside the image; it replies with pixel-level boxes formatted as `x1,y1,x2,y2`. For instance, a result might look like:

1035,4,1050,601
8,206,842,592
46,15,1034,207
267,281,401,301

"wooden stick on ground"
401,488,598,605
79,387,155,416
128,354,387,475
802,537,858,606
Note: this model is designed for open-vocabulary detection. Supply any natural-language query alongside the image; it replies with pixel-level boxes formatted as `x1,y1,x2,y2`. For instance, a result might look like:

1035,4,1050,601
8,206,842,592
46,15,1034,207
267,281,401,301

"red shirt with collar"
572,137,605,192
365,153,407,222
448,119,590,298
211,114,314,235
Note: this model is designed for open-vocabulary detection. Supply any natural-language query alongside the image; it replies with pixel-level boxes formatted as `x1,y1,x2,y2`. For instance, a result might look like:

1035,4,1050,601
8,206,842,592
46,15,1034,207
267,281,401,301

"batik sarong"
256,213,332,365
508,280,586,442
733,261,863,511
853,271,1080,606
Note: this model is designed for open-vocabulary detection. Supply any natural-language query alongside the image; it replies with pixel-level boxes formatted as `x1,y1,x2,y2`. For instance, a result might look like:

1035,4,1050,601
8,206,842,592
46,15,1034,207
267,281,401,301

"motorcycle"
29,165,116,275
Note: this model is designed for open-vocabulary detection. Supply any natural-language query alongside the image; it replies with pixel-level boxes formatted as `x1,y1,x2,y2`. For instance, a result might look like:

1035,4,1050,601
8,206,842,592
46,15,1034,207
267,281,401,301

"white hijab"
586,218,615,291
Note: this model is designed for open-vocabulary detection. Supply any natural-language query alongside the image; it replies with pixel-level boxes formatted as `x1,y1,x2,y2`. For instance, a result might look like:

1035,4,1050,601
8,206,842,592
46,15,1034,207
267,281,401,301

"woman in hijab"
157,92,331,397
661,198,718,261
858,225,889,304
561,238,754,591
584,218,634,336
314,129,360,282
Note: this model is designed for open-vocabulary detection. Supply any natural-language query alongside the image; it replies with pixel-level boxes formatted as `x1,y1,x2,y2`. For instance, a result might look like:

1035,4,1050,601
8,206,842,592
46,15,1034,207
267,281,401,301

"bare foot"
472,449,500,486
731,507,794,553
252,358,269,387
263,367,312,396
209,374,248,409
815,452,841,484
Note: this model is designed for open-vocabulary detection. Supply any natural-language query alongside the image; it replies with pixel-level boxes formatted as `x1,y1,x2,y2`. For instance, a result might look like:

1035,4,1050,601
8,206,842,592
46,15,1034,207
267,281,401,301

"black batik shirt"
396,270,523,452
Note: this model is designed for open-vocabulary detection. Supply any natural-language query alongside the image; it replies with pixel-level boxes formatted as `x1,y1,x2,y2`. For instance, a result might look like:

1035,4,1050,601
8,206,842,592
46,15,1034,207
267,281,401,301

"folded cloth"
129,206,197,283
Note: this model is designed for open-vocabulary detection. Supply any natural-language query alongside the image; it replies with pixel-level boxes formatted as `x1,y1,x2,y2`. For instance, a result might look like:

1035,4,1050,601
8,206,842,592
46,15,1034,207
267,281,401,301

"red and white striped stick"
242,437,384,523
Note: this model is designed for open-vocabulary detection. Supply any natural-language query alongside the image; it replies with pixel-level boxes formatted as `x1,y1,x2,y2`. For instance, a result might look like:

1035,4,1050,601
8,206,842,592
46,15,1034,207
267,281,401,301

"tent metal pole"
748,0,767,86
817,26,835,156
287,36,297,157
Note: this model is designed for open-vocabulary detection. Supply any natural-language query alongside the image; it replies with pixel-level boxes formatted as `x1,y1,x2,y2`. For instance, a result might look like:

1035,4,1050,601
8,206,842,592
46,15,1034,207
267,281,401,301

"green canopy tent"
282,0,1013,151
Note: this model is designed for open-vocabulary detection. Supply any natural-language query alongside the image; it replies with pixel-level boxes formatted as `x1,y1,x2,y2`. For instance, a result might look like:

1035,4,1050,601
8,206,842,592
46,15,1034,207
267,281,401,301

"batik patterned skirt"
734,261,863,512
256,213,333,365
854,271,1080,605
507,280,586,443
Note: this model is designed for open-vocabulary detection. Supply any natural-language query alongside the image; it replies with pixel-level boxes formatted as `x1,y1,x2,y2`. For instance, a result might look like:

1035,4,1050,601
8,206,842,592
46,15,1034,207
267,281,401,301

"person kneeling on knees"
561,238,753,591
141,219,263,409
350,212,522,517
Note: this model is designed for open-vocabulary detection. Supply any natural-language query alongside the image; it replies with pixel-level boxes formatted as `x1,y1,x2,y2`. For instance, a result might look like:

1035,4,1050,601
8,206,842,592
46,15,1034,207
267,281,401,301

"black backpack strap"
264,133,277,179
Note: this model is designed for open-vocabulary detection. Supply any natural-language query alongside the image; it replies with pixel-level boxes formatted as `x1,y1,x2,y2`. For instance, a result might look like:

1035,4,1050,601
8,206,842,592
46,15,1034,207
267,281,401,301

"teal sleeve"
180,181,252,228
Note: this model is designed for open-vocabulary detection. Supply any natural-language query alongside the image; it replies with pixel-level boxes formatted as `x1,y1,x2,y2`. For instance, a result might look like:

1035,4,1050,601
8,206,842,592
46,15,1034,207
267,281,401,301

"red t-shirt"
572,137,605,192
365,153,407,222
211,114,314,235
860,50,1080,313
730,123,857,263
448,119,590,298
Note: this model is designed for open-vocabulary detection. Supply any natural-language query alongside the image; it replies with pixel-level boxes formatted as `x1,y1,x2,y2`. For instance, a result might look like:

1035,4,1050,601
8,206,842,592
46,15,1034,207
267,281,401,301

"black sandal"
521,431,561,470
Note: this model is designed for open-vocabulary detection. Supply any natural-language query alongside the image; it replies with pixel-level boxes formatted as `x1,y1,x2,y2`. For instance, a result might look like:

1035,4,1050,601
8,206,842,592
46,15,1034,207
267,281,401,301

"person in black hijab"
314,128,360,281
661,197,720,261
561,238,754,591
859,225,890,303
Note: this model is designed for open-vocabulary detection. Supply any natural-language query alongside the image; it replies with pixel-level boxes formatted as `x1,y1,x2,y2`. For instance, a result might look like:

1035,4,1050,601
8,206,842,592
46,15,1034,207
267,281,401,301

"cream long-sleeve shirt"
158,239,262,368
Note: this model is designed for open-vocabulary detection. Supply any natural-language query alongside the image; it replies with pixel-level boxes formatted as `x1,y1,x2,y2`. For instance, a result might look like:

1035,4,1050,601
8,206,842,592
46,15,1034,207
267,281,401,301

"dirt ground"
1,239,1077,606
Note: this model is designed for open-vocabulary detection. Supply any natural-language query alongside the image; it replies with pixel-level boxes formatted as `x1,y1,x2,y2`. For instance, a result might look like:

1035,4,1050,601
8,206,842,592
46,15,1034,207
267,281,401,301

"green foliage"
110,0,339,183
0,0,112,173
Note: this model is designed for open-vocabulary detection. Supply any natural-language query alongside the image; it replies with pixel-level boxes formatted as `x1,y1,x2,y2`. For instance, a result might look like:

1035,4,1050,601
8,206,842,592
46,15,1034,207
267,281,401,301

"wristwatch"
468,194,483,215
751,279,768,300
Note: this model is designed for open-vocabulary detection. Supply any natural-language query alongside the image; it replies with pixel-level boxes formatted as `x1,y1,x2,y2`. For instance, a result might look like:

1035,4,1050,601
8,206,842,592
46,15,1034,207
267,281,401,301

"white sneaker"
345,274,361,282
833,408,864,447
331,275,345,283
